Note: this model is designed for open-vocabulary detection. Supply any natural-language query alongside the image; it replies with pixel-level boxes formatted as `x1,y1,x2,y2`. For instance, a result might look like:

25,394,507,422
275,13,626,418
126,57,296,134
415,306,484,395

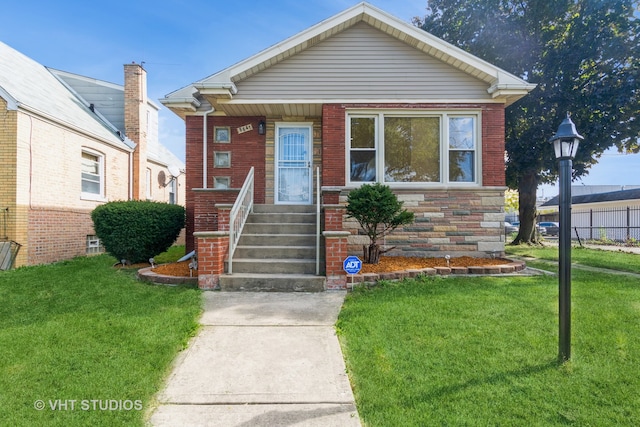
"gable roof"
541,188,640,207
162,2,535,117
0,42,131,150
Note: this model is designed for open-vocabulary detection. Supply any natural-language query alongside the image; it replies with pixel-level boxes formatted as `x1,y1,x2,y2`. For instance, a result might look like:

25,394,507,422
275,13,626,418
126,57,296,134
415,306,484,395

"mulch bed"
151,261,194,277
360,256,511,274
148,256,511,277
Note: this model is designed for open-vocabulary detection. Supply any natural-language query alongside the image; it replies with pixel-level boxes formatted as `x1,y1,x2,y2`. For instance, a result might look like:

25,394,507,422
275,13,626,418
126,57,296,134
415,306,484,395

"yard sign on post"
343,256,362,287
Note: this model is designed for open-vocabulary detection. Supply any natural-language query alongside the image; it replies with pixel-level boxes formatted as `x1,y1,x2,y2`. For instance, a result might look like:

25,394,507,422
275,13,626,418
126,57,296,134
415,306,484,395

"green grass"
338,254,640,426
0,248,202,426
506,244,640,274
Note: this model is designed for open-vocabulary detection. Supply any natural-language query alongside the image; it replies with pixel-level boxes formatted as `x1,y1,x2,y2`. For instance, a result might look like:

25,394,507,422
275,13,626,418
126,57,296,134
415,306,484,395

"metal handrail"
316,166,321,275
228,167,254,274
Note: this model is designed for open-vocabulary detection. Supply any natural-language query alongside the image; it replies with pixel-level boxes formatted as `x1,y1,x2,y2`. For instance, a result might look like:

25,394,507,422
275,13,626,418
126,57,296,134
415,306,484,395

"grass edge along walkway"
337,250,640,426
0,252,202,427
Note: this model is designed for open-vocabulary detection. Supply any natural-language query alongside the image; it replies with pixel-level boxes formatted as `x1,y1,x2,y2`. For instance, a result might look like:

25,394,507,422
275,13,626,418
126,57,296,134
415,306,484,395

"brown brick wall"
185,115,266,252
321,103,507,187
481,105,506,186
27,207,96,265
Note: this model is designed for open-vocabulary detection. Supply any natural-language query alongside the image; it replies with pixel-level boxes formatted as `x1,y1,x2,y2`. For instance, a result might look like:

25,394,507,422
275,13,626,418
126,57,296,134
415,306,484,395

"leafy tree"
346,183,415,264
415,0,640,243
504,189,519,214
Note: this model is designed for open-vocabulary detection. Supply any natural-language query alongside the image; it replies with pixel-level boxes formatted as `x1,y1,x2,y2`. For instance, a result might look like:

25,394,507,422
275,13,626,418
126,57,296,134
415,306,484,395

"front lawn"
337,257,640,426
0,251,201,426
506,244,640,274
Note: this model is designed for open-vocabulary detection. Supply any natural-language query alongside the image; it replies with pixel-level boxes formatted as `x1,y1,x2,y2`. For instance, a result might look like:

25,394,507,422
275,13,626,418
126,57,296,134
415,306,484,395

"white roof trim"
0,86,19,109
162,1,534,108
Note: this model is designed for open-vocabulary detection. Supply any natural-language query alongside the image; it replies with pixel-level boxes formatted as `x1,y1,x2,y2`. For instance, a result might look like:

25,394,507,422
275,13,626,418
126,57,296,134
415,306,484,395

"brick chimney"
124,62,148,200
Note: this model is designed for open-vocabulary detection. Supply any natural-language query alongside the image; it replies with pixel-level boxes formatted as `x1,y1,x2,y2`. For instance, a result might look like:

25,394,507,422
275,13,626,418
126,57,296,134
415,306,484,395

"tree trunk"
363,243,381,264
512,171,541,245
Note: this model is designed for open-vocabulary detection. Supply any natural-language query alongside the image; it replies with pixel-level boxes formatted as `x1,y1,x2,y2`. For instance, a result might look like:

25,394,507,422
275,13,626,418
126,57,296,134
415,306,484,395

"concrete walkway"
149,292,361,427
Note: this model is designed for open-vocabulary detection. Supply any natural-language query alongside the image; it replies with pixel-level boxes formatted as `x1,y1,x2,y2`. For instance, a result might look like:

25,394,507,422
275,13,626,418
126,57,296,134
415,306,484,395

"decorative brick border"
344,259,527,286
137,259,526,288
137,266,198,286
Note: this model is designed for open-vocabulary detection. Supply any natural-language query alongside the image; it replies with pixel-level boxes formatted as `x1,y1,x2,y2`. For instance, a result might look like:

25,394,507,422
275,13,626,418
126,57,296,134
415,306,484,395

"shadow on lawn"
420,360,558,400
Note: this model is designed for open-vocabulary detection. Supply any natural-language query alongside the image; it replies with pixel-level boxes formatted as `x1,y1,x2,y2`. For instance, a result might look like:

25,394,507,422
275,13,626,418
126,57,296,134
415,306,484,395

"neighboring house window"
81,150,104,199
168,179,176,204
86,235,104,255
347,111,479,185
146,168,152,199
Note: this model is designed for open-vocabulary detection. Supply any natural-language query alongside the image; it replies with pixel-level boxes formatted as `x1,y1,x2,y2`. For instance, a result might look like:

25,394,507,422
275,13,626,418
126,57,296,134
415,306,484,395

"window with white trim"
81,150,104,199
347,111,479,185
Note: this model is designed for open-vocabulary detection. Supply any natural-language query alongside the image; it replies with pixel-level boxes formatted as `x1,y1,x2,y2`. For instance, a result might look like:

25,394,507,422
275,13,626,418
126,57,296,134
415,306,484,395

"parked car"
539,222,560,236
505,222,519,234
512,221,547,235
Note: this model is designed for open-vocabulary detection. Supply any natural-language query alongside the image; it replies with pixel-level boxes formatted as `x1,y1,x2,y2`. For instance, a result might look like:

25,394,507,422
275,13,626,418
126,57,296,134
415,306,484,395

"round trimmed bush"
91,200,185,264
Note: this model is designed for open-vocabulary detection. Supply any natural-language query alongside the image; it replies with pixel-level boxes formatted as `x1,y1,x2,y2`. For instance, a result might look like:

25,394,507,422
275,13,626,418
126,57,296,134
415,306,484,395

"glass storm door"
275,125,312,204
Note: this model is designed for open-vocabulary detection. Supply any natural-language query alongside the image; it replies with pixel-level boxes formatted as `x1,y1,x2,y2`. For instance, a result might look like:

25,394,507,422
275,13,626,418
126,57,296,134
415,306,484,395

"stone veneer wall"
341,188,506,258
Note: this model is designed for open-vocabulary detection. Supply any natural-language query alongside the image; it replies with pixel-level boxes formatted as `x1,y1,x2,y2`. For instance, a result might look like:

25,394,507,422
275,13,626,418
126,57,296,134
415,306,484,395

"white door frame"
274,123,313,205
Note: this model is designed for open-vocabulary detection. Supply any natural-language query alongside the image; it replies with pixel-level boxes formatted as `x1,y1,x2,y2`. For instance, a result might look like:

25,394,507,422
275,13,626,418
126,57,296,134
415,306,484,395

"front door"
275,124,312,204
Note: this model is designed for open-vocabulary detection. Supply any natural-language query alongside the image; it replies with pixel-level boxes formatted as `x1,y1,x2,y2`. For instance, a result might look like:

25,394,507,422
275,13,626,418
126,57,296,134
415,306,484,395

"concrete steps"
219,204,324,292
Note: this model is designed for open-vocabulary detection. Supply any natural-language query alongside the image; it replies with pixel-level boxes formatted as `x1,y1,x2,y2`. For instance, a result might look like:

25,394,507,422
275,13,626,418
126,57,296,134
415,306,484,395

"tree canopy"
415,0,640,243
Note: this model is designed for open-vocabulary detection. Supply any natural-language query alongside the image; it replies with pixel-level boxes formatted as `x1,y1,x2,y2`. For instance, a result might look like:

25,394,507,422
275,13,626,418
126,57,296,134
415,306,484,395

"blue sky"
2,0,637,198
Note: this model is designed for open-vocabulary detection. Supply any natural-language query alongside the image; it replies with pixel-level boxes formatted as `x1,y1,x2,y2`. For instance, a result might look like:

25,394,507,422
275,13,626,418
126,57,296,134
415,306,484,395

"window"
214,126,231,143
86,235,104,255
81,150,104,199
213,176,230,189
169,179,176,205
214,152,231,168
448,117,476,182
347,111,479,185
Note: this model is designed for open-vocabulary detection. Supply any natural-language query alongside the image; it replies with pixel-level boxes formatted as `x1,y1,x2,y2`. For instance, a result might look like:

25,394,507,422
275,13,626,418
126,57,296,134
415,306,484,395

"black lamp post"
549,113,583,362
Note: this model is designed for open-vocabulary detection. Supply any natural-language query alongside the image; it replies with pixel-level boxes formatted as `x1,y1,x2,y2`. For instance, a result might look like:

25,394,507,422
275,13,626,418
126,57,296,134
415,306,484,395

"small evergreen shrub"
91,200,185,264
346,183,414,264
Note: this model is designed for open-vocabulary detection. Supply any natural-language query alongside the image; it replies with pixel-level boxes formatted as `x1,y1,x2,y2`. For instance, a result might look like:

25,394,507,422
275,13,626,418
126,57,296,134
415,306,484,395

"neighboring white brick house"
0,42,185,267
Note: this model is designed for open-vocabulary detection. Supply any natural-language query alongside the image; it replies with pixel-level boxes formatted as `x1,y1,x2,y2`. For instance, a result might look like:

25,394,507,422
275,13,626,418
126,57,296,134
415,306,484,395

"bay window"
347,111,479,185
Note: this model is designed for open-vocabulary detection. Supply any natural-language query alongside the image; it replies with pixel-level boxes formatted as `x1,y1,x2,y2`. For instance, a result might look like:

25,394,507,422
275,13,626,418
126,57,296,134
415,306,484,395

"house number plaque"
236,124,253,134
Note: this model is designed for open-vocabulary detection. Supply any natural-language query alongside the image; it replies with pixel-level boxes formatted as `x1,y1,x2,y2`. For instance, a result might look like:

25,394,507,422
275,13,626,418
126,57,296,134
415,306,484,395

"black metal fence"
572,206,640,242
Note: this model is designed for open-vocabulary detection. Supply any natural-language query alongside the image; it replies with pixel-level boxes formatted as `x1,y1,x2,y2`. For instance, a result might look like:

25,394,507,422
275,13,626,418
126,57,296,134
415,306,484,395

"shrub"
346,183,414,264
91,200,185,264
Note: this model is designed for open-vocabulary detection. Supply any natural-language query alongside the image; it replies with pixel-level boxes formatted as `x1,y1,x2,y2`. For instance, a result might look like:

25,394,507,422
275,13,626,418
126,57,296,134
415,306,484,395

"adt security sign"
343,256,362,275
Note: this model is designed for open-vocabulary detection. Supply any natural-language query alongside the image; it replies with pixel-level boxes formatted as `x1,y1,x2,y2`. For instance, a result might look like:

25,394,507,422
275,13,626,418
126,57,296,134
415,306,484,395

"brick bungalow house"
0,42,185,268
161,2,535,290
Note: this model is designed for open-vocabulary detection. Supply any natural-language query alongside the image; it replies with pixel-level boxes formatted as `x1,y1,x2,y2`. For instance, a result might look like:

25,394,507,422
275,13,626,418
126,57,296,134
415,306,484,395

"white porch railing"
228,167,254,274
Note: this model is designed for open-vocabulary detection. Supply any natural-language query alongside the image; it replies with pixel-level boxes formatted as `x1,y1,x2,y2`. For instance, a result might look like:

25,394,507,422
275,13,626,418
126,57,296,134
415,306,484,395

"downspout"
202,107,215,188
